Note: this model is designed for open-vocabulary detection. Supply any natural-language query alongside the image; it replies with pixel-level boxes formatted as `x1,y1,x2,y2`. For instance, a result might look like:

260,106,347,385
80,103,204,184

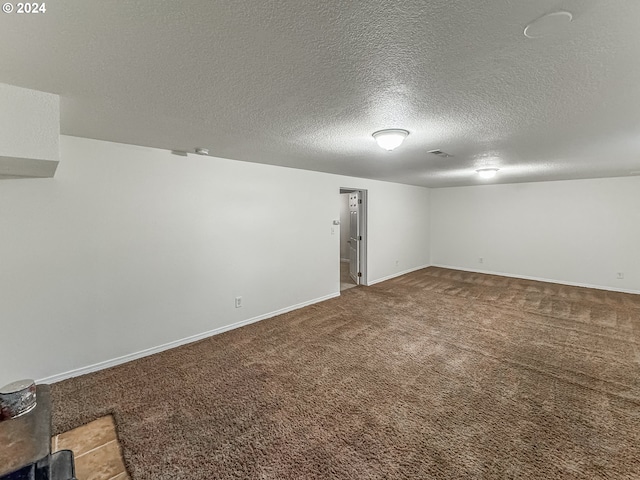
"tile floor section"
52,416,129,480
340,261,358,291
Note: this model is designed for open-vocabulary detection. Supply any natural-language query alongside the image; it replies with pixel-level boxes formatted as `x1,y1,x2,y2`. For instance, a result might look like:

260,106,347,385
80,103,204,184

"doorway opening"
339,188,367,291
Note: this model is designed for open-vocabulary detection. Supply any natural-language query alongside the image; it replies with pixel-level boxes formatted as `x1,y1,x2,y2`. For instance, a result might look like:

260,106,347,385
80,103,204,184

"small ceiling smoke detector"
372,129,409,151
524,11,573,39
476,168,499,179
195,147,210,156
428,149,453,158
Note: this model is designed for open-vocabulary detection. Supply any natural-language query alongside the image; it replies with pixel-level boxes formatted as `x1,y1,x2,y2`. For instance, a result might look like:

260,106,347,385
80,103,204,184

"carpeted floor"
51,267,640,479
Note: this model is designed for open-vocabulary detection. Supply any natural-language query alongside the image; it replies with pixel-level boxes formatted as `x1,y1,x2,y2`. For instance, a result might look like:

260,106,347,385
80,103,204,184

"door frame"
339,187,368,286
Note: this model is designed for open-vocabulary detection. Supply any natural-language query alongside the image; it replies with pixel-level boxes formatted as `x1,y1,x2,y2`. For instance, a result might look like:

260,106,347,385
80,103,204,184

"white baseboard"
37,292,341,384
366,264,431,286
430,264,640,295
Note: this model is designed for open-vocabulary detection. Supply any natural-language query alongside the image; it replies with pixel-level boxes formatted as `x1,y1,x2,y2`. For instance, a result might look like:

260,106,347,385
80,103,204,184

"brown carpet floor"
51,267,640,479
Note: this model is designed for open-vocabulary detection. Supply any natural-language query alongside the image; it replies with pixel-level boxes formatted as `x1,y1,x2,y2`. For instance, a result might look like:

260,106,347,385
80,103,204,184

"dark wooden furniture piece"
0,385,76,480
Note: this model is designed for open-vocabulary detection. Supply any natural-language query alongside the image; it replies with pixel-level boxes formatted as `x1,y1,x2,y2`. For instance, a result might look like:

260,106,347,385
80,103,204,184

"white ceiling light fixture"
372,129,409,151
476,168,499,179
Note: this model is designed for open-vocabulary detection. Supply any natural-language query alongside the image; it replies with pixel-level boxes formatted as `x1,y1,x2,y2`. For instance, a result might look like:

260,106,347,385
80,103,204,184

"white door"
349,192,360,285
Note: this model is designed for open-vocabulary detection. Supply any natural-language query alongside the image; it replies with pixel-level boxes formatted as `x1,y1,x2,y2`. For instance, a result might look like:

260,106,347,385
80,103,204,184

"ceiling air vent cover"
428,149,453,158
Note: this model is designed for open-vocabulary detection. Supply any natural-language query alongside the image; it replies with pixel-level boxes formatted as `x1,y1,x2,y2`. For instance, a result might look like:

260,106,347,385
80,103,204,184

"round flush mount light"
476,168,499,179
372,129,409,151
524,11,573,38
195,147,210,155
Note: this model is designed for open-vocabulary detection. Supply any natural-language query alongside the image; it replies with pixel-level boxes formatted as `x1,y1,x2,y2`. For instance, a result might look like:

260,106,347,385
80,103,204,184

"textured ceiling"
1,0,640,187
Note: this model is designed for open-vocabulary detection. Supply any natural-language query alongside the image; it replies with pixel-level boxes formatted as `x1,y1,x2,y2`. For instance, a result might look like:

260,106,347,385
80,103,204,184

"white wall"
339,193,350,261
430,177,640,293
5,134,638,385
0,83,59,162
0,83,60,178
0,136,430,385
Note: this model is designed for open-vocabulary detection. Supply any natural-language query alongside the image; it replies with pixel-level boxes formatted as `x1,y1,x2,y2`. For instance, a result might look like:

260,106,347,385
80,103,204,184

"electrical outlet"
235,296,242,308
478,257,484,264
617,272,624,280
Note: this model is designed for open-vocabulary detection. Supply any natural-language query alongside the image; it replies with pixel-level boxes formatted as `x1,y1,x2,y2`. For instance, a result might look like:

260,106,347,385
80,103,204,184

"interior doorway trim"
339,187,368,286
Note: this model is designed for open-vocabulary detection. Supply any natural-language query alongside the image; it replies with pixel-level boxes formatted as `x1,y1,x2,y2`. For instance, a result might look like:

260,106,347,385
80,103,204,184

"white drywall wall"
0,136,430,385
430,177,640,293
0,83,59,178
339,194,350,261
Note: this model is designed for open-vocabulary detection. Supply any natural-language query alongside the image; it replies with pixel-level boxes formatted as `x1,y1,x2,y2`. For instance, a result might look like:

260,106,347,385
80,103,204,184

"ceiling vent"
428,149,453,158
